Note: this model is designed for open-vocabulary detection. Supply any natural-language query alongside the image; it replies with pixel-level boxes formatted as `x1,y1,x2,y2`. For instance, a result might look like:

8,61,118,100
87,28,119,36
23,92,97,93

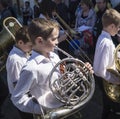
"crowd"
0,0,120,119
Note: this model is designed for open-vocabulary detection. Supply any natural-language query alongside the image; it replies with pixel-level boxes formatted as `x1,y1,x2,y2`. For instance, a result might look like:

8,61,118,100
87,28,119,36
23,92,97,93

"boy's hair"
102,8,120,28
15,26,31,43
28,18,59,44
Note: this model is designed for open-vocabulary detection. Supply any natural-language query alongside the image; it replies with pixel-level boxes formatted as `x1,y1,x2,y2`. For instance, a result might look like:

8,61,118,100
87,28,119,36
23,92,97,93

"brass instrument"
53,12,78,36
0,17,22,71
35,46,95,119
104,44,120,103
53,12,92,64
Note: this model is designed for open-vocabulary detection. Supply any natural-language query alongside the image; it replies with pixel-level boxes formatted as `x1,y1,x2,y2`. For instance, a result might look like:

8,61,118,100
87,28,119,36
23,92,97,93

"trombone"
53,12,92,64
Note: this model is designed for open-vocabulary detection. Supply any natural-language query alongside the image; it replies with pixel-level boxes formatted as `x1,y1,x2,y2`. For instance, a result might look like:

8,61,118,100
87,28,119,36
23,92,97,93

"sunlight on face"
43,27,59,53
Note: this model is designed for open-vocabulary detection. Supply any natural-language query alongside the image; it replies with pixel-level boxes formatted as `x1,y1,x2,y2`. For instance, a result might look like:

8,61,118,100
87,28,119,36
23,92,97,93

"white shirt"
93,31,120,84
6,46,29,94
11,50,63,114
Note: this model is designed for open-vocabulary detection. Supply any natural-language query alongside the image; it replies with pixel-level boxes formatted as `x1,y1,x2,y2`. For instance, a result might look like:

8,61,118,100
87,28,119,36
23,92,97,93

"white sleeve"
93,42,120,84
11,69,42,114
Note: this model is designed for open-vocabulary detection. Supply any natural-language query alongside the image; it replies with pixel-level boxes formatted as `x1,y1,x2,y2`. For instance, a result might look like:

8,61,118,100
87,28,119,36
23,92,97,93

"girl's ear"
35,37,43,44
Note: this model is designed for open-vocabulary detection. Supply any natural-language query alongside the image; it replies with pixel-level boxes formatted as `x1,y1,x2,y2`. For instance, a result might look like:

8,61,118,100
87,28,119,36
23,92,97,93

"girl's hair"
15,26,31,43
102,8,120,28
28,18,59,44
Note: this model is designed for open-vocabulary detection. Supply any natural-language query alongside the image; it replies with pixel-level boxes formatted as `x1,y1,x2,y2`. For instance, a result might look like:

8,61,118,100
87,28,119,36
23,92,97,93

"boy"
93,8,120,119
11,18,93,116
6,26,33,119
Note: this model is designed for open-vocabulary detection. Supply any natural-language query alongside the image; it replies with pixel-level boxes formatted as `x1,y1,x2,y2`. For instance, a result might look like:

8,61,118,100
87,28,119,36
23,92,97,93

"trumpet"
53,12,92,64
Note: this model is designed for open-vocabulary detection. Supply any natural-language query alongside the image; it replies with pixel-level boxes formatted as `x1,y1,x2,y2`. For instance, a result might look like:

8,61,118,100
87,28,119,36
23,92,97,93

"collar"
31,50,55,64
101,30,112,39
13,46,26,56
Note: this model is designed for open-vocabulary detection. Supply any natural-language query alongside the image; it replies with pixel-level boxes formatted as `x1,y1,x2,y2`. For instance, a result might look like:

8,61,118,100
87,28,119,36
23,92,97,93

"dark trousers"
8,95,34,119
95,75,120,119
0,70,9,117
18,109,34,119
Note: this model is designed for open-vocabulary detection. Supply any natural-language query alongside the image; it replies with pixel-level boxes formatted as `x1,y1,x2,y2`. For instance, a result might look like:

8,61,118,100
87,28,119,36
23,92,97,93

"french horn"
104,44,120,103
34,46,95,119
0,17,22,71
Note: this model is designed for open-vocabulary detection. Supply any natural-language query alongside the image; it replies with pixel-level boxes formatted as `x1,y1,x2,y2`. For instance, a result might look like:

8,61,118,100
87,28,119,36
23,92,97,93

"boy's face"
110,24,120,36
18,41,32,53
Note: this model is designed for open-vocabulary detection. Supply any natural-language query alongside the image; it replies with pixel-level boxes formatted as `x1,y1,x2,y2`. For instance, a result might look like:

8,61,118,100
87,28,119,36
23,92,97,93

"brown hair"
102,8,120,28
28,18,59,44
15,26,31,43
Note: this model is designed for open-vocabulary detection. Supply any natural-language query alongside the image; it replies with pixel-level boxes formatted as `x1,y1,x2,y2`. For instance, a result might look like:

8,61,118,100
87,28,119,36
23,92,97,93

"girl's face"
42,27,59,53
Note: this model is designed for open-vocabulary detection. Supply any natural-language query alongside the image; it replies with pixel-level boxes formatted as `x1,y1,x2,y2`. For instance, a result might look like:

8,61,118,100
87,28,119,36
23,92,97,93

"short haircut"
15,26,31,43
28,18,59,44
102,8,120,28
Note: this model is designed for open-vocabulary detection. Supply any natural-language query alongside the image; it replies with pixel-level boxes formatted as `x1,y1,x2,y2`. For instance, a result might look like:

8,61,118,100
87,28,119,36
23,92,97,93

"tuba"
35,46,95,119
0,17,22,71
104,44,120,103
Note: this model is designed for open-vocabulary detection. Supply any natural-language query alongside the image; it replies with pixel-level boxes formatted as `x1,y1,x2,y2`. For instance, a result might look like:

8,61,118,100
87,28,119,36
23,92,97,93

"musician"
38,0,68,59
93,8,120,119
6,26,33,119
11,18,93,118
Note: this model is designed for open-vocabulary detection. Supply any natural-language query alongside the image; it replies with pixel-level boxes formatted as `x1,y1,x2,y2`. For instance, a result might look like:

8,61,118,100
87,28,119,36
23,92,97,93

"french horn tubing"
104,43,120,103
0,17,22,72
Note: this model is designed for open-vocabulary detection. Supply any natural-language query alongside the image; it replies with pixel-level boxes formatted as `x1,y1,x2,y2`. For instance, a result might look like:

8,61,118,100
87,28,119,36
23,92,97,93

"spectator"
0,0,14,31
22,1,33,25
69,0,80,28
93,0,108,53
54,0,69,27
74,0,96,58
